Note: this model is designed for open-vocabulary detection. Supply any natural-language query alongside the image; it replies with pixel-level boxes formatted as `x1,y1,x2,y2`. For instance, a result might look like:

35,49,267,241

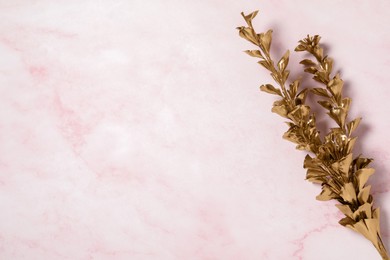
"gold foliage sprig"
237,10,389,259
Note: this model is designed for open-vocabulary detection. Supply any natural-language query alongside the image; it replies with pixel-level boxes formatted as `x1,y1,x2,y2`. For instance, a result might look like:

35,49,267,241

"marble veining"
0,0,389,259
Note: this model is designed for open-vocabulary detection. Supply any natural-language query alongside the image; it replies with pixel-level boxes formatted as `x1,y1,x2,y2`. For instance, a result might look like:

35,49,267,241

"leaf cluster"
238,11,388,259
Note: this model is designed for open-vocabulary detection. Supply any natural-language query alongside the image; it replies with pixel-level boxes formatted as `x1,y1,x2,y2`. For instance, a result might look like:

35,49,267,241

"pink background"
1,0,390,259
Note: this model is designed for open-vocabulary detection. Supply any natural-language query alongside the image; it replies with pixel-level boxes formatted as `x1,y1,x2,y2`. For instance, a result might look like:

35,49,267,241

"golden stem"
375,234,389,260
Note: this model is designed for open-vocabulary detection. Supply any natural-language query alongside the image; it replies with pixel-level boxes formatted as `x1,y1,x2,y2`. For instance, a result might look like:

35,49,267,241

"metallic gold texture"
238,10,389,260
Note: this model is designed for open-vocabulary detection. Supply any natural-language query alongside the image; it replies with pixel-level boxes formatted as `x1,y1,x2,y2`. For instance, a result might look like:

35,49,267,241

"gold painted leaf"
283,128,301,144
289,80,300,98
300,59,316,66
259,29,273,53
366,218,380,232
336,204,354,218
304,67,317,74
273,99,285,106
313,35,321,45
306,168,326,184
271,72,279,83
346,137,357,154
271,105,289,118
294,44,306,52
244,50,263,58
354,156,373,170
358,185,372,204
295,88,308,105
311,88,329,97
331,153,352,179
315,76,328,85
330,106,347,127
347,117,362,136
260,84,282,96
277,50,290,72
339,216,356,227
327,74,344,98
303,154,315,168
258,60,271,70
342,97,351,111
288,105,310,123
296,144,308,150
313,71,328,84
237,26,259,45
323,57,333,73
352,202,372,220
352,219,379,245
318,100,332,110
364,219,381,249
303,154,323,170
240,10,259,28
313,47,323,59
340,182,357,203
356,168,375,190
316,184,339,201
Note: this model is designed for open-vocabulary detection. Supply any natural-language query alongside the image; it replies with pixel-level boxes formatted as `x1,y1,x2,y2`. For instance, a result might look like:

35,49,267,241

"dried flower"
238,10,389,259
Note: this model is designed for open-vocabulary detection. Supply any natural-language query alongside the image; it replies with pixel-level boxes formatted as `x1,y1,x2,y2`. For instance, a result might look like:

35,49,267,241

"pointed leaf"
356,168,375,190
353,202,372,219
351,220,373,242
241,10,259,27
289,80,300,97
311,88,329,97
295,44,306,52
355,156,373,170
329,106,347,127
346,137,357,154
340,182,357,204
277,50,290,72
327,73,344,98
304,67,317,74
364,219,381,248
351,219,380,246
313,35,321,45
259,29,273,53
358,185,371,204
258,60,271,70
295,88,308,105
347,117,362,136
283,127,301,145
331,153,352,179
313,47,323,59
237,26,259,45
336,204,354,218
244,50,263,58
260,84,282,96
318,100,333,110
339,216,356,227
271,105,289,118
300,59,316,67
288,105,310,123
270,72,279,83
303,154,316,168
323,57,333,74
316,185,339,201
306,169,326,184
341,98,351,111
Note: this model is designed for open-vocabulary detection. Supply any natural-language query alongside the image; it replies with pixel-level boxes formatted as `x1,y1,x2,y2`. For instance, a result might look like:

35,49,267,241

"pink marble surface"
0,0,389,259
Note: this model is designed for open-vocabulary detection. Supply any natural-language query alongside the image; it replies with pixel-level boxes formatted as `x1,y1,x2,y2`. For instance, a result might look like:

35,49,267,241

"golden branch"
237,10,389,259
